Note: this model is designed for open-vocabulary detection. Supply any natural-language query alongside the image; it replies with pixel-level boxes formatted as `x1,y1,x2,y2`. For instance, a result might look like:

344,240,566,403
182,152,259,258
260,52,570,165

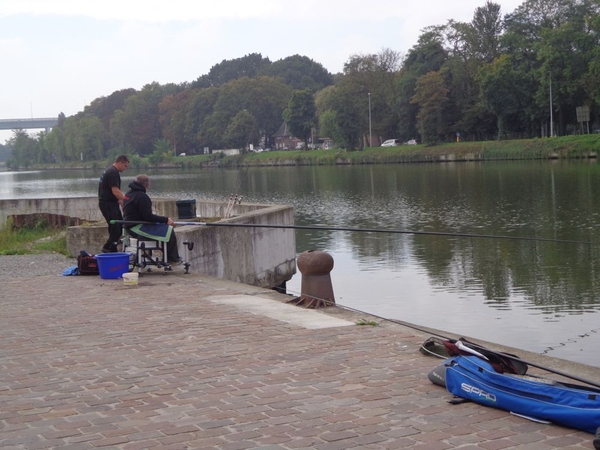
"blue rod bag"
445,355,600,434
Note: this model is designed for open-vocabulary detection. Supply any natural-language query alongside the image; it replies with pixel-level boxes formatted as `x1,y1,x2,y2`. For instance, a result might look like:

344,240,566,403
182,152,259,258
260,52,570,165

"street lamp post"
549,72,554,137
368,92,372,147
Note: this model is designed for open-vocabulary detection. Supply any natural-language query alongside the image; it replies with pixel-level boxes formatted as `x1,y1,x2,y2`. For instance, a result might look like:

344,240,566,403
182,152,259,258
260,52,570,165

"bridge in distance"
0,117,59,132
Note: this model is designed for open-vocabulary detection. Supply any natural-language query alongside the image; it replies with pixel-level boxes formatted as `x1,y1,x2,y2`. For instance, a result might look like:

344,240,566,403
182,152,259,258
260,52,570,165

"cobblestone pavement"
1,270,597,449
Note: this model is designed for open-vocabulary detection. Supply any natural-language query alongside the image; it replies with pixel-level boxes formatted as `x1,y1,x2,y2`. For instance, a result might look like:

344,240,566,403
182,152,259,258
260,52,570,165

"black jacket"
122,181,168,225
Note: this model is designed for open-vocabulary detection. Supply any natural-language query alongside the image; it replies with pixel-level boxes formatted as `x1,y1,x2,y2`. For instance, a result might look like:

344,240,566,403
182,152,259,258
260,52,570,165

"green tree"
35,131,51,164
159,90,197,155
0,142,9,162
478,54,529,139
395,32,448,142
7,130,39,169
259,54,334,92
536,13,599,135
191,53,271,88
58,116,107,161
314,85,338,143
83,88,136,132
318,109,338,144
582,15,600,110
110,82,179,155
225,109,256,149
342,48,403,145
78,116,106,160
45,127,66,163
440,3,504,140
210,76,292,149
411,71,449,144
471,1,504,63
154,137,173,157
502,0,600,136
186,87,220,152
283,89,317,148
327,86,363,150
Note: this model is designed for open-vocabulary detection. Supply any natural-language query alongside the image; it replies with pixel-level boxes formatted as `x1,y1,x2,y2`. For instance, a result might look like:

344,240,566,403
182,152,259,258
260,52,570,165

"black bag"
77,252,99,275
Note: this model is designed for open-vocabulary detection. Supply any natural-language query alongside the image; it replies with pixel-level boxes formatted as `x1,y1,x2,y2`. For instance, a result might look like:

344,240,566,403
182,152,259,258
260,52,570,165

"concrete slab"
206,294,354,329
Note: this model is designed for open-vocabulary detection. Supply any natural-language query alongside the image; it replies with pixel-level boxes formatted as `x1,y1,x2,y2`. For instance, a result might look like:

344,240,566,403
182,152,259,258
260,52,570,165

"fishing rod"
111,220,590,245
112,217,600,386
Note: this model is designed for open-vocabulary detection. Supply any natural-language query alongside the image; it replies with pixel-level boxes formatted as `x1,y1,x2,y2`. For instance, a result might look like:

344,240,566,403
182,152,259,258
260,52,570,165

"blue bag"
445,355,600,434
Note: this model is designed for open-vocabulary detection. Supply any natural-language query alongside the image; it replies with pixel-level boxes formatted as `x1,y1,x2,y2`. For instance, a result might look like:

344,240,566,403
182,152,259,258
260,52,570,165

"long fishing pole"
389,316,600,389
111,220,590,245
112,217,599,386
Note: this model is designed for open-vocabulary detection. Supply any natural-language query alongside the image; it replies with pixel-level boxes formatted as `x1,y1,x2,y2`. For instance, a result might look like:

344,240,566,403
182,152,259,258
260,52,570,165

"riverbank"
18,134,600,171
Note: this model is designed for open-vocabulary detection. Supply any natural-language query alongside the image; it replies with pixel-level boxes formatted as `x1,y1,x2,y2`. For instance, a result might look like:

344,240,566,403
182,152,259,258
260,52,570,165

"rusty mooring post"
290,250,335,309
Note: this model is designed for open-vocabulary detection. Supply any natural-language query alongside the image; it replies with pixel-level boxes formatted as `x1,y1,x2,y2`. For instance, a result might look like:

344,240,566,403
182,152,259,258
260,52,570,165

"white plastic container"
124,237,138,254
123,272,139,286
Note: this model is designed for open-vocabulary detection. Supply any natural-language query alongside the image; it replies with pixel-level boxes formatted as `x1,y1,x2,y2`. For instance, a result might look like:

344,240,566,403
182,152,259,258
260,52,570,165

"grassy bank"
26,134,600,171
0,218,69,255
197,134,600,168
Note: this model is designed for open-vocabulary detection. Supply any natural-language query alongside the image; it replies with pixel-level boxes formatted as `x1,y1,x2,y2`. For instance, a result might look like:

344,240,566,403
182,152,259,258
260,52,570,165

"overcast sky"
0,0,524,144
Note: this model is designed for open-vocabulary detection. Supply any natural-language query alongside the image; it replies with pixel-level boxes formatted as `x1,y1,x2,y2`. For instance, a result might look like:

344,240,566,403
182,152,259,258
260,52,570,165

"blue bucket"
94,252,131,279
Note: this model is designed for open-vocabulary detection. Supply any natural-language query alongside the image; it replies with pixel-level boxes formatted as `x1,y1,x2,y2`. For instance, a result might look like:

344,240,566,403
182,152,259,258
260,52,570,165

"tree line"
6,0,600,168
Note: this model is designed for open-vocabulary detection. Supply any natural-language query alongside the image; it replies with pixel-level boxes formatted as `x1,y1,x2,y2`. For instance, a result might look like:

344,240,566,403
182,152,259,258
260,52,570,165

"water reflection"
2,162,600,366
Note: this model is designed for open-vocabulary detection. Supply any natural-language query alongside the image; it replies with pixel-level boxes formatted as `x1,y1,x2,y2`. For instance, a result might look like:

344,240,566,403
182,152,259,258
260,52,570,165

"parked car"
381,139,401,147
406,139,418,145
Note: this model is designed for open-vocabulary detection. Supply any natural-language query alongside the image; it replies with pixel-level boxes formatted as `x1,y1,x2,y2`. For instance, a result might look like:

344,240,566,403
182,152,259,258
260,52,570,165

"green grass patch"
0,219,69,256
356,318,379,326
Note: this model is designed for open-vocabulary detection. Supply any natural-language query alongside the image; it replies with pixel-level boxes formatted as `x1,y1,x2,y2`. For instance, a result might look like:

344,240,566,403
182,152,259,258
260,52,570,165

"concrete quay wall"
175,202,297,288
3,196,297,288
0,196,180,229
0,197,102,229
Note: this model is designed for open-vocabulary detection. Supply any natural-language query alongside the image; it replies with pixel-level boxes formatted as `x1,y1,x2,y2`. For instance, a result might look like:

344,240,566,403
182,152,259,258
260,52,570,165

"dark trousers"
99,200,122,251
127,228,180,262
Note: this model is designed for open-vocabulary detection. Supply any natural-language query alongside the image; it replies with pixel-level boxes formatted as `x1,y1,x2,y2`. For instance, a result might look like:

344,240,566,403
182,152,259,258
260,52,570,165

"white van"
381,139,401,147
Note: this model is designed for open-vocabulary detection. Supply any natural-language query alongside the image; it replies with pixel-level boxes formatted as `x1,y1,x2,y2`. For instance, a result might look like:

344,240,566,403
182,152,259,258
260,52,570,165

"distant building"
272,123,333,150
272,123,302,150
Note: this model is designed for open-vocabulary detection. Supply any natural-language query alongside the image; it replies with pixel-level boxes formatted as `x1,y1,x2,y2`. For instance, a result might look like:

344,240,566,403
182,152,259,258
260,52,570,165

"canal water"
2,160,600,367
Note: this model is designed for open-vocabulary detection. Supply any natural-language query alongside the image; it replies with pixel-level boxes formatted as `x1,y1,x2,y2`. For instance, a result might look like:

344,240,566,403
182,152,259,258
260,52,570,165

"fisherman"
122,174,182,265
98,154,129,253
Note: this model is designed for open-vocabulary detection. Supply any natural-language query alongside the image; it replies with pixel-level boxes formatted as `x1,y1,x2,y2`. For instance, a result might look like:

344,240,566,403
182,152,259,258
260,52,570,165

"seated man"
122,174,182,265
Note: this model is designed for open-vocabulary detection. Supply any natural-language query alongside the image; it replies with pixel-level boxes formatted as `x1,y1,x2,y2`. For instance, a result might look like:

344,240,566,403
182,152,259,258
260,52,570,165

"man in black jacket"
122,174,182,264
98,155,129,252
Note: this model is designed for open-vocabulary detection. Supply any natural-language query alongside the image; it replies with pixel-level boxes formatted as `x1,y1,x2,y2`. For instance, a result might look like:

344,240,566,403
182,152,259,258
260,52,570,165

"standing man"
98,155,129,253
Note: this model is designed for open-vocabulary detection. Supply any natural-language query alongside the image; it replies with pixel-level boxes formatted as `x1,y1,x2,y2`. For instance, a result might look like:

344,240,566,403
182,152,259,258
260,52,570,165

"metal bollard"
291,250,335,309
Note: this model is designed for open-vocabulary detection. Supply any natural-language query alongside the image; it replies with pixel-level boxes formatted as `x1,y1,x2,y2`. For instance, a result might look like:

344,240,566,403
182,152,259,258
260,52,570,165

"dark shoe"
168,257,183,266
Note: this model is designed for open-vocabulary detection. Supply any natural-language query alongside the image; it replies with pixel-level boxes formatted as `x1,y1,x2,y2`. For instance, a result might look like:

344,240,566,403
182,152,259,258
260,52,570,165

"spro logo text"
460,383,497,402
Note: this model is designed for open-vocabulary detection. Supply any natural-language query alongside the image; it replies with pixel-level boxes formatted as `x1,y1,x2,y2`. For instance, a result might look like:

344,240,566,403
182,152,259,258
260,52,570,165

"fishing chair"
122,229,171,273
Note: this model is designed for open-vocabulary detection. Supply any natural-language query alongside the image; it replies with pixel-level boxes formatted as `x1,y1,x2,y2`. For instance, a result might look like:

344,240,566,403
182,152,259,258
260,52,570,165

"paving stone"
0,272,596,449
